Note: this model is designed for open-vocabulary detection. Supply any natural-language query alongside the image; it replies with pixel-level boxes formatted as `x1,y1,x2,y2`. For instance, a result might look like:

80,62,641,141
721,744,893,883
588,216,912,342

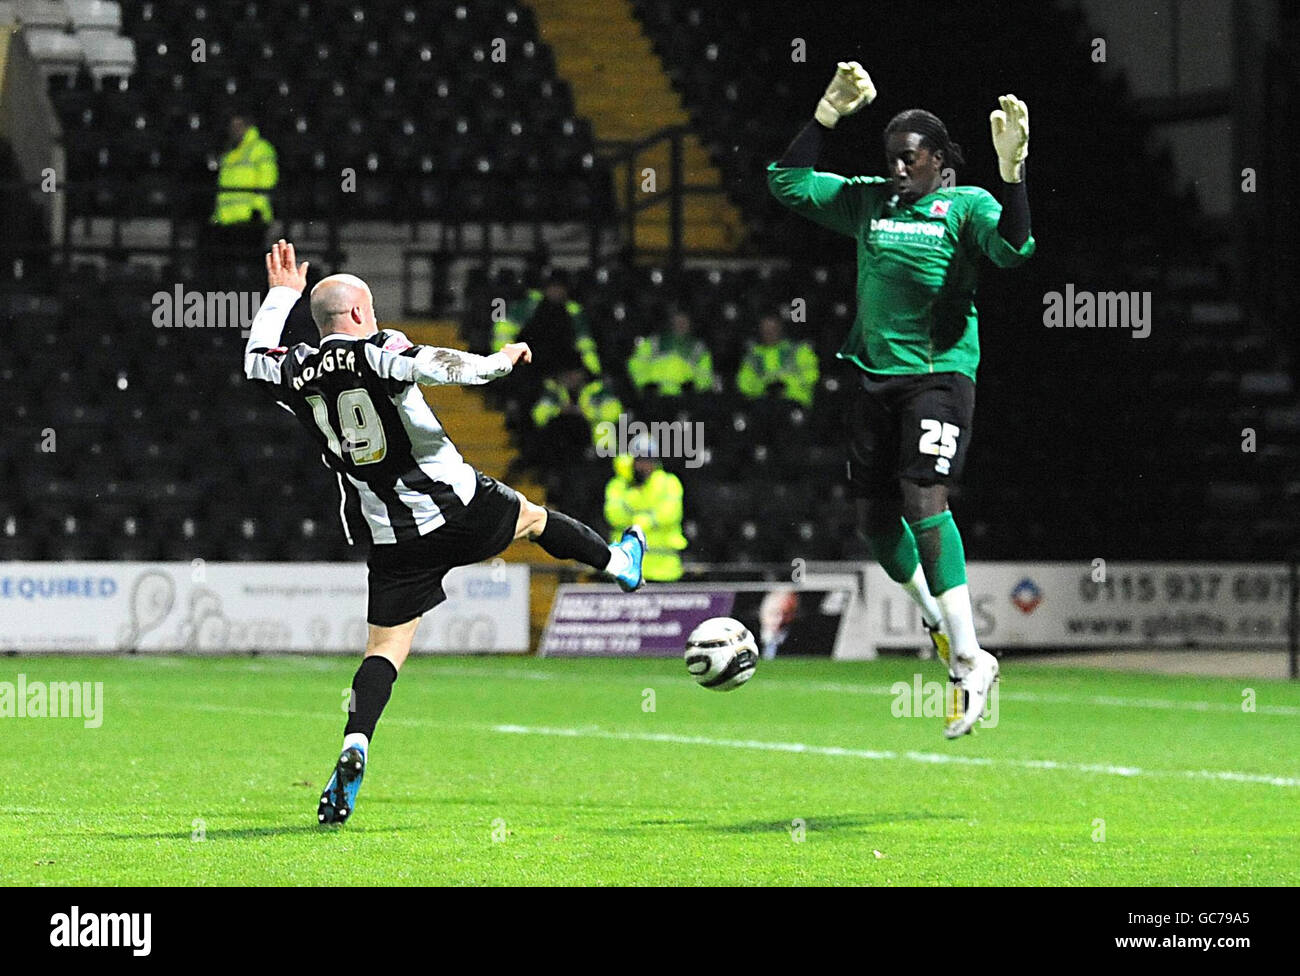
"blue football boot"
317,744,366,825
612,525,647,593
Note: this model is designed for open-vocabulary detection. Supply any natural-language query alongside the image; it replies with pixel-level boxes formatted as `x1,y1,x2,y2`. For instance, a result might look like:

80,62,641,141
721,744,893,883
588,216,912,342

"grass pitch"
4,654,1297,886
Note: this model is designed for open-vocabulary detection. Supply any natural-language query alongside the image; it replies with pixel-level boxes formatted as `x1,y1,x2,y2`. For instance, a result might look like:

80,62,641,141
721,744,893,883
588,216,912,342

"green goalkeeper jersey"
767,164,1035,382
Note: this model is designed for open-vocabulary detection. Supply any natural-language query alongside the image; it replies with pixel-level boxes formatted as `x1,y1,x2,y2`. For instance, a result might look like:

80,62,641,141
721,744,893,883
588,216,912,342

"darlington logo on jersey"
869,217,947,239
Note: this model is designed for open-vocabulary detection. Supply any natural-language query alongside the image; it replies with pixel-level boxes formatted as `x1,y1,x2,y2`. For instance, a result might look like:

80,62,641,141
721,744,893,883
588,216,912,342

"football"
684,617,758,691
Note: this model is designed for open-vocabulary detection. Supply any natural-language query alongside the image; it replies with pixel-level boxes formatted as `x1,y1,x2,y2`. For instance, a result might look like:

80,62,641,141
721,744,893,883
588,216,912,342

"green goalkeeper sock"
863,516,921,584
909,510,979,663
908,510,967,595
864,516,942,630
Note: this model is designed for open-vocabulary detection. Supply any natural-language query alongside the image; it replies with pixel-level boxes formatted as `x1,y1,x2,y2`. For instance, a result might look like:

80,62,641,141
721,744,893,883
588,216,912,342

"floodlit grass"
4,655,1297,886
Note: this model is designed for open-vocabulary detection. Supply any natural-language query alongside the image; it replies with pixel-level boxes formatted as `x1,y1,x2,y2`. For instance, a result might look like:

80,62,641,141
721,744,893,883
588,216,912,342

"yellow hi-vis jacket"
627,333,715,395
735,339,819,407
212,126,278,225
531,377,623,442
605,462,687,582
494,289,602,377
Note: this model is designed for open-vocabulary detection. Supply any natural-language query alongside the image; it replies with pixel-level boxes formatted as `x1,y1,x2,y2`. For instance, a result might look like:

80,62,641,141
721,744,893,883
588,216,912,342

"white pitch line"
110,700,1300,788
492,724,1300,789
425,668,1300,718
789,682,1300,717
121,659,1300,717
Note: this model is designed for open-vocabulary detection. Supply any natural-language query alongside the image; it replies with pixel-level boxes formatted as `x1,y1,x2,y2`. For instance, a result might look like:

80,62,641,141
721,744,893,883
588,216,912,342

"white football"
684,617,758,691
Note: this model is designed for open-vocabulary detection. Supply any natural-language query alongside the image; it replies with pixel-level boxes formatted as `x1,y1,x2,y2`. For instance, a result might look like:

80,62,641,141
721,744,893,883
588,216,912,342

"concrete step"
529,0,746,255
634,222,742,250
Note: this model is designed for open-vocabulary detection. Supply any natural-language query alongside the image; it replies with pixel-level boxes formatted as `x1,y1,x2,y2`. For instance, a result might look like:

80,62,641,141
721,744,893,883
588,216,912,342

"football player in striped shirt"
768,64,1035,738
245,241,647,823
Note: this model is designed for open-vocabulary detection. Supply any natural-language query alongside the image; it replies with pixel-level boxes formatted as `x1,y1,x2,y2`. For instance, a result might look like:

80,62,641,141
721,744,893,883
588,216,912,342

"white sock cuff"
936,584,980,661
903,564,942,629
605,543,632,577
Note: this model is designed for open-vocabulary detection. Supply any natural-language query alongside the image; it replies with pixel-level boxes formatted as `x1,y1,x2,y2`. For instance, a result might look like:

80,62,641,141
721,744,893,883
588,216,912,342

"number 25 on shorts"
918,418,960,476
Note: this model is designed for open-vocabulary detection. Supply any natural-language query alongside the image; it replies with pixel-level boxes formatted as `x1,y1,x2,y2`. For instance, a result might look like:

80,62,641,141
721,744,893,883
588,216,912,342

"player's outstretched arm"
774,61,876,169
767,62,878,237
372,340,533,387
245,239,310,383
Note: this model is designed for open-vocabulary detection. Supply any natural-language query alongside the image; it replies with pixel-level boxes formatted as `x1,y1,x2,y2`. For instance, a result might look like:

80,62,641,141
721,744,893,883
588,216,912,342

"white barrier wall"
849,561,1291,659
535,562,1290,660
0,562,530,653
0,560,1287,657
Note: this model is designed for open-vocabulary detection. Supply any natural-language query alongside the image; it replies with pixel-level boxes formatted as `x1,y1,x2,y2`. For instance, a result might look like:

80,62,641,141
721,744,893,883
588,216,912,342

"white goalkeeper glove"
990,93,1029,182
814,61,877,129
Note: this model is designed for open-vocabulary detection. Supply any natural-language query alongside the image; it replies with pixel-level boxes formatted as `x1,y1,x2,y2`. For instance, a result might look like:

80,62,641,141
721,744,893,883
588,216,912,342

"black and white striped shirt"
244,285,513,546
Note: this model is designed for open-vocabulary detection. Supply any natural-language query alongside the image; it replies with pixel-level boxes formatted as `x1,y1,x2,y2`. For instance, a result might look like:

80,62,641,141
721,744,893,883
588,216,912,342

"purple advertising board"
538,584,852,658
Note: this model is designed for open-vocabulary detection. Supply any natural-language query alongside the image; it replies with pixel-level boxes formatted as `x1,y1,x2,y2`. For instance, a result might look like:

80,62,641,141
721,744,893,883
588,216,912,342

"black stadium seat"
3,1,1289,568
56,0,603,223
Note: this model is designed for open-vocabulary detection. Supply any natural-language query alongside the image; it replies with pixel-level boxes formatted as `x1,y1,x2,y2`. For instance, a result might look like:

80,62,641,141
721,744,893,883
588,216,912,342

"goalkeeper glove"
989,93,1029,182
814,61,876,129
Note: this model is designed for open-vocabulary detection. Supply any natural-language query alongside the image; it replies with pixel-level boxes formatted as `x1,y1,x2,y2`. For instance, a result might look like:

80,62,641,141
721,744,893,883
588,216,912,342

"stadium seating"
1,236,1291,564
0,0,1293,567
35,0,607,222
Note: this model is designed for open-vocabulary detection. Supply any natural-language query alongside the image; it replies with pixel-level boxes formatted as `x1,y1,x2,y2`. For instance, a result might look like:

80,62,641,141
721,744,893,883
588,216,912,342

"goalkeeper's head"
310,274,378,337
882,109,965,204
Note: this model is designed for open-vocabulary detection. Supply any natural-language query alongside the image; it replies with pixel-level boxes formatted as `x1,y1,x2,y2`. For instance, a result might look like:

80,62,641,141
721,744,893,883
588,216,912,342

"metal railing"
0,177,317,261
596,125,733,274
0,175,624,314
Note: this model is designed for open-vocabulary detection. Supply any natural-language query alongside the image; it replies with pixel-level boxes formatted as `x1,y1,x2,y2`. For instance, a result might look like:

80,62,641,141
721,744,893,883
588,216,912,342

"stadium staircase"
401,321,560,642
527,0,745,254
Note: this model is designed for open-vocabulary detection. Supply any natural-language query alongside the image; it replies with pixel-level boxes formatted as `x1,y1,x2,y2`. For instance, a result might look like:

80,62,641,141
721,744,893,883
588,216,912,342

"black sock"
536,509,611,570
344,656,398,742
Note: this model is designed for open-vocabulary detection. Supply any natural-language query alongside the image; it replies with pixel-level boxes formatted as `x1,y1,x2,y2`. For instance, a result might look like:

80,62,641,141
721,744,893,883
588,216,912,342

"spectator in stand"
736,313,820,408
206,112,278,271
627,308,716,397
604,435,687,582
494,269,602,407
529,366,624,467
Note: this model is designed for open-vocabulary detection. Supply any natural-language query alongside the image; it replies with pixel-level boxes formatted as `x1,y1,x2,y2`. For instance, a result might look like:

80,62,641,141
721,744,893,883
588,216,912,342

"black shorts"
366,472,522,627
845,371,976,499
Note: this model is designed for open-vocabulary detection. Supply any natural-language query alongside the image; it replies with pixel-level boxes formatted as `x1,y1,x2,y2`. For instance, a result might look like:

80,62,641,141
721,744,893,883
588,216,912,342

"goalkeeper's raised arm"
764,61,881,236
989,93,1031,248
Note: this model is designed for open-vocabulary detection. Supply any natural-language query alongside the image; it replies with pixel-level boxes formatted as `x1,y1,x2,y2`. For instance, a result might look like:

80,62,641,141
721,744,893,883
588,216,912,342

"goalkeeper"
768,63,1034,738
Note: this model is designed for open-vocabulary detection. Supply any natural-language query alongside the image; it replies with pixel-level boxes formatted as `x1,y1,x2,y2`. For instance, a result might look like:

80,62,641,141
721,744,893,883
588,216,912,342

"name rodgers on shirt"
290,346,360,390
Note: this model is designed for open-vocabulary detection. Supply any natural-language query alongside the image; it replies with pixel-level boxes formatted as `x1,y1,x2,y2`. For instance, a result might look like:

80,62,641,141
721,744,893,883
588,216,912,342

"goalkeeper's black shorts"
845,370,976,498
365,472,521,627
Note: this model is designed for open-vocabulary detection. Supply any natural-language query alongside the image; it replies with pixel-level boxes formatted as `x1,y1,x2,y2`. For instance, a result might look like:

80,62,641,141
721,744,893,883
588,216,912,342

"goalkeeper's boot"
317,745,366,825
924,622,967,726
944,649,999,739
946,679,968,727
924,620,951,668
612,525,647,593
